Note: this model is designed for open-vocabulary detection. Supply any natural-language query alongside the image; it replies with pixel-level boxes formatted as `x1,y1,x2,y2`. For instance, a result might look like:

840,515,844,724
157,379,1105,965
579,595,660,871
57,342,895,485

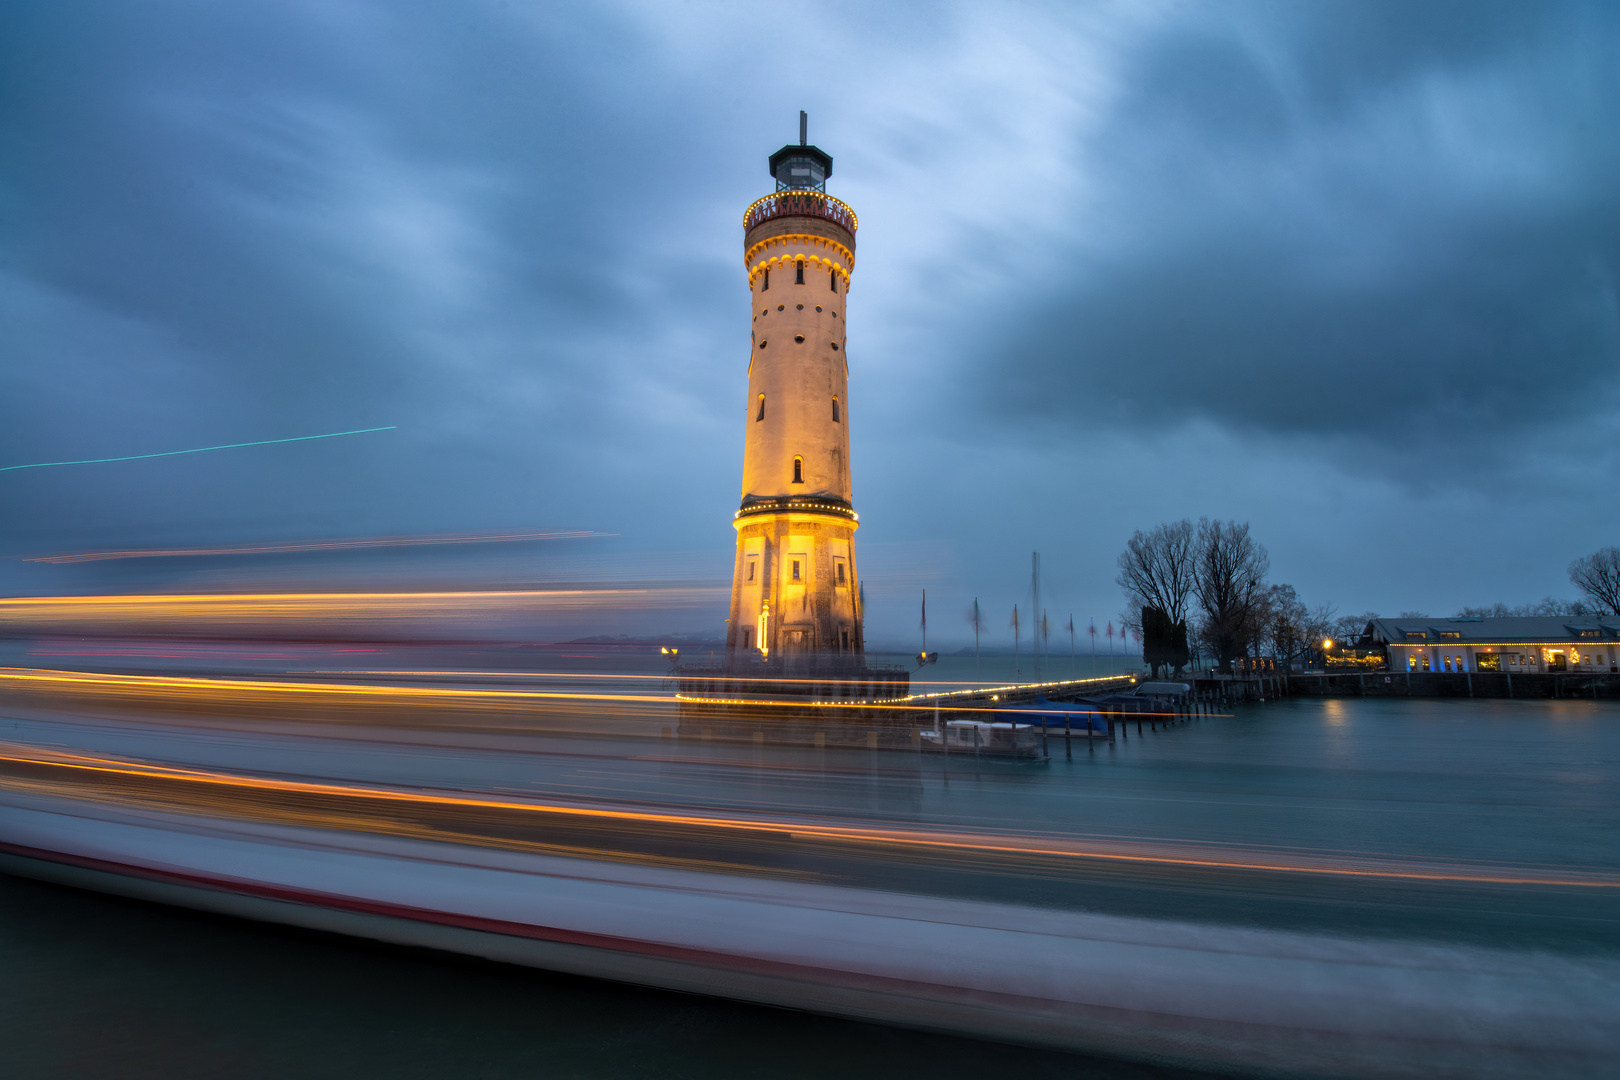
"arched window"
832,397,840,423
792,456,803,483
795,259,804,284
830,270,838,292
761,268,769,291
756,394,765,422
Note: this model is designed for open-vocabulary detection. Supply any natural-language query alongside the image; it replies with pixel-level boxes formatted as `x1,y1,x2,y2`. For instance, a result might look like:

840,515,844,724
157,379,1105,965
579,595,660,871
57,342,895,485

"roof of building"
1363,616,1620,645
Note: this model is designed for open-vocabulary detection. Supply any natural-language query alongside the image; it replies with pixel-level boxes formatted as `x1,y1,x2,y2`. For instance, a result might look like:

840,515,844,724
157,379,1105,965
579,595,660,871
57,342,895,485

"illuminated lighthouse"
726,114,863,664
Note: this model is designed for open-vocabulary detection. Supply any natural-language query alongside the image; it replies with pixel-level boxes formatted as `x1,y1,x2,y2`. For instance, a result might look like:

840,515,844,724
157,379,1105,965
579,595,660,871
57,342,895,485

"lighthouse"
726,114,863,666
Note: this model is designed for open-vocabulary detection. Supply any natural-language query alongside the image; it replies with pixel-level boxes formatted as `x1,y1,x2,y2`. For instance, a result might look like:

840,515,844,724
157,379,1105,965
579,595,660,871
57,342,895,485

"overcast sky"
3,0,1617,646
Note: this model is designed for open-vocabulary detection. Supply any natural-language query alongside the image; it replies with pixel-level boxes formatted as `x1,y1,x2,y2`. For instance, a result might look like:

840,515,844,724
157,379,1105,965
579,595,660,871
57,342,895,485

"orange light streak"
1,743,1610,889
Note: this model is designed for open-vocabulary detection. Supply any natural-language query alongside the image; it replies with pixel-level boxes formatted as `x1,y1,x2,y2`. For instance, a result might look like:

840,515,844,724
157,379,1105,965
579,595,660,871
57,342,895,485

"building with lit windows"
1362,616,1620,674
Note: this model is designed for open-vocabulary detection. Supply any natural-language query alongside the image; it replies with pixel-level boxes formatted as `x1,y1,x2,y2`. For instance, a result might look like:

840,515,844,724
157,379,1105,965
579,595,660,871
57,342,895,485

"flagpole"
973,598,981,685
1012,604,1020,678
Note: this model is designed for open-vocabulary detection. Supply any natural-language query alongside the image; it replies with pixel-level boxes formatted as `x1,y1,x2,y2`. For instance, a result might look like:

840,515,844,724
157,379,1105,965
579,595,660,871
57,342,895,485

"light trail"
0,667,675,706
0,588,726,632
0,426,397,473
1,742,1612,889
24,529,614,564
0,666,1178,718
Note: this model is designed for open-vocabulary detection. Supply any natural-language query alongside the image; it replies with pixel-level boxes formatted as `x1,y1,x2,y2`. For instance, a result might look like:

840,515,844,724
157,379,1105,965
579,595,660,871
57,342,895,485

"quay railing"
744,191,858,235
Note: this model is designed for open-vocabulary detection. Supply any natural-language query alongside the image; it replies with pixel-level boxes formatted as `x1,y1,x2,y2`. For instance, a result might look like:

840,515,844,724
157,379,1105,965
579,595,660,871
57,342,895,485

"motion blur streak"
0,743,1612,888
22,529,616,563
0,667,1170,724
3,642,1617,1080
0,590,726,642
0,425,397,472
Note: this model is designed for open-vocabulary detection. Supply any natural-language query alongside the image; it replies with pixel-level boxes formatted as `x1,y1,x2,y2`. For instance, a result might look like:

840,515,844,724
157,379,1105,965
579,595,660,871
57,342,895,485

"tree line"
1117,524,1620,678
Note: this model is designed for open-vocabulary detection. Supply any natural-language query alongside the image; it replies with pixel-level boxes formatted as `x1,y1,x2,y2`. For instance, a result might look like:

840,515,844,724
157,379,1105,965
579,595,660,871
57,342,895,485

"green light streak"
1,427,399,473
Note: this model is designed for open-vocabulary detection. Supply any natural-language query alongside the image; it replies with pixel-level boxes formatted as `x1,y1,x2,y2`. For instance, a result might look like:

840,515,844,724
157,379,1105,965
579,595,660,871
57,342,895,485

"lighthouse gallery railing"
743,192,858,234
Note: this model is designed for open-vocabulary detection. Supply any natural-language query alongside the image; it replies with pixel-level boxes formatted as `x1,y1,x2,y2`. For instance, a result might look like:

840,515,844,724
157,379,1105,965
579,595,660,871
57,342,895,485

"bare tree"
1262,585,1337,670
1455,597,1593,618
1568,547,1620,615
1193,518,1270,673
1331,611,1380,645
1115,519,1196,635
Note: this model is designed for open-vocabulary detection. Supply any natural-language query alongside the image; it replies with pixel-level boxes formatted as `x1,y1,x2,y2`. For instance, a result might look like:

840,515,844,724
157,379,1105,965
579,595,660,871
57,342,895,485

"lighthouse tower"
726,114,863,665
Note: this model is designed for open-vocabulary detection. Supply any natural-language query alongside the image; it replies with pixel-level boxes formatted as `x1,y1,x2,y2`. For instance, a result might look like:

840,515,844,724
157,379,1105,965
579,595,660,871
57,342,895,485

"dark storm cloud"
2,0,1614,629
980,1,1620,471
0,1,752,558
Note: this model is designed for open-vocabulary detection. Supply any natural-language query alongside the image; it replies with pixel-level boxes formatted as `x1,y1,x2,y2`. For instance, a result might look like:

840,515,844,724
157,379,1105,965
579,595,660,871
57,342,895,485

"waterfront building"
725,115,863,663
1362,616,1620,674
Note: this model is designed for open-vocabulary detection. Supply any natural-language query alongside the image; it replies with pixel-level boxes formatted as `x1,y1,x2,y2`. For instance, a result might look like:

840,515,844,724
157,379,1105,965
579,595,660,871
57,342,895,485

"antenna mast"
799,110,807,146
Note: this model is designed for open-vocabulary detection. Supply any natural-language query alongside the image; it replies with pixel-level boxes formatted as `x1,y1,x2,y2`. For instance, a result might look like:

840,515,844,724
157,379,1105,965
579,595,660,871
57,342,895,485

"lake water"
2,688,1616,1078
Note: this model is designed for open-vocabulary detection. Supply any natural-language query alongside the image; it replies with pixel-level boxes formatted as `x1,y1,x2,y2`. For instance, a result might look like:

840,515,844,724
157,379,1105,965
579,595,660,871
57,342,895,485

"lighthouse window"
796,304,803,310
758,340,767,349
832,397,840,423
791,560,801,581
792,457,803,483
830,270,838,292
831,343,839,350
836,562,846,584
796,260,805,284
761,269,769,291
747,560,756,581
756,394,765,421
794,335,805,343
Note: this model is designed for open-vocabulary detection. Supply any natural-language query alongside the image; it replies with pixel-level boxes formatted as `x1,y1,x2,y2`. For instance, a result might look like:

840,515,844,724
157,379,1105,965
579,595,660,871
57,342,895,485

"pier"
672,669,1228,752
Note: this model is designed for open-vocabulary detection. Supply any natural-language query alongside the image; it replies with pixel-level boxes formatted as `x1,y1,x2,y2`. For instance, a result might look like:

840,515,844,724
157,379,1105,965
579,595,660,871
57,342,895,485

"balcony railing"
744,191,858,235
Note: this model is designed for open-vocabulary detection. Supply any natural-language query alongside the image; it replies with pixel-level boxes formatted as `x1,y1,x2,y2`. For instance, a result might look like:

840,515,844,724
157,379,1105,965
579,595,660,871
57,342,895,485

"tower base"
673,655,911,749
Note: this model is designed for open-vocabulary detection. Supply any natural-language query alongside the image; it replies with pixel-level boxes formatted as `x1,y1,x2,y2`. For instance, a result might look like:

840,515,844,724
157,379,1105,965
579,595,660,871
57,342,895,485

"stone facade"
725,173,863,660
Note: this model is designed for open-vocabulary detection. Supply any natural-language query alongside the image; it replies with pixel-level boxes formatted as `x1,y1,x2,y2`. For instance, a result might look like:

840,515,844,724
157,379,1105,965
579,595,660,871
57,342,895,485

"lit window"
796,259,804,284
756,394,765,421
792,456,803,483
792,560,801,581
832,397,840,422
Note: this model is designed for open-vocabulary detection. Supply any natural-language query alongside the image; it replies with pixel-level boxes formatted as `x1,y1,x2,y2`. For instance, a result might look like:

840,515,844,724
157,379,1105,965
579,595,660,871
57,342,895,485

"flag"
1010,604,1020,630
